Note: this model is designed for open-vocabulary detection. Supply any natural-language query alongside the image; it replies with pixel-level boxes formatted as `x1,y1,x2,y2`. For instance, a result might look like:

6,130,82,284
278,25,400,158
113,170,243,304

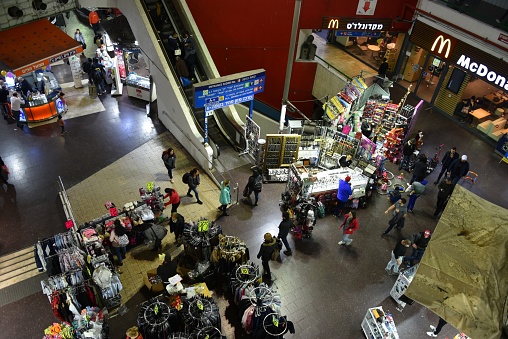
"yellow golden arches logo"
431,35,452,59
328,19,340,29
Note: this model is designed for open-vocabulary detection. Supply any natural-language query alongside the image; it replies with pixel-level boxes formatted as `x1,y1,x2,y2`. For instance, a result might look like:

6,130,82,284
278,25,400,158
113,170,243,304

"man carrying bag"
143,223,168,252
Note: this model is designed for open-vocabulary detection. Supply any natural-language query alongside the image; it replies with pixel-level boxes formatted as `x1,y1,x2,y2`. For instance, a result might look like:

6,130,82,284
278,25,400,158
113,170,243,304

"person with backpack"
162,148,176,183
186,167,202,205
244,168,262,206
109,220,129,266
89,59,106,95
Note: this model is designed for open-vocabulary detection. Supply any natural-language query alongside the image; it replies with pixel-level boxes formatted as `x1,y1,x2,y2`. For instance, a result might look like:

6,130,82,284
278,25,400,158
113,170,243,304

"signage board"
322,17,391,31
430,33,456,60
336,31,380,37
456,54,508,91
193,69,266,112
498,33,508,45
356,0,378,16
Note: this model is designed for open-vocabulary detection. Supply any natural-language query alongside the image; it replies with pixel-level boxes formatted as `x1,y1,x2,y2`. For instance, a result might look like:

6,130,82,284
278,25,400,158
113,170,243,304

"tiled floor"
1,17,508,339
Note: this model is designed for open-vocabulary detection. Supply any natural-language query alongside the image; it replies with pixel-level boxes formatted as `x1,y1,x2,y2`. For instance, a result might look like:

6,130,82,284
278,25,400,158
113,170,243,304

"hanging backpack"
182,172,190,184
253,175,262,192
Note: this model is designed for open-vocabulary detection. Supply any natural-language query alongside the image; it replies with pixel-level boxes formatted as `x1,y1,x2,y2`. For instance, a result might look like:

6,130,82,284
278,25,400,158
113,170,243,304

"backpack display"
182,172,190,184
254,176,262,192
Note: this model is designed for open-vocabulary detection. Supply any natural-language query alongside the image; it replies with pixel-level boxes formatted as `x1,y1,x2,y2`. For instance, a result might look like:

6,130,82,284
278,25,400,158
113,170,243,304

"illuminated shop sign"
430,33,456,60
456,54,508,90
321,17,391,31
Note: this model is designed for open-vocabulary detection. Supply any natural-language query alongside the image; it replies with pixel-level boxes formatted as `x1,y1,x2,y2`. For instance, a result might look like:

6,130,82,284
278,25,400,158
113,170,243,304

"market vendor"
339,154,353,168
17,77,34,97
335,176,352,217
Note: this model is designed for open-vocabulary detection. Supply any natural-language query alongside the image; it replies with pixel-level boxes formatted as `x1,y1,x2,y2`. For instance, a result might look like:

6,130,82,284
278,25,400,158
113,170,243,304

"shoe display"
426,332,437,337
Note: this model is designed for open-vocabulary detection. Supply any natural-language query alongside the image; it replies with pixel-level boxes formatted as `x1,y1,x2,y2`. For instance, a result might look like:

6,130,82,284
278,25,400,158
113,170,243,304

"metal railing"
315,55,353,81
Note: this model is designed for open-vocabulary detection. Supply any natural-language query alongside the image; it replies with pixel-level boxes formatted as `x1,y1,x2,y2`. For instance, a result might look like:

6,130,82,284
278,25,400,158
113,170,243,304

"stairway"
0,246,41,290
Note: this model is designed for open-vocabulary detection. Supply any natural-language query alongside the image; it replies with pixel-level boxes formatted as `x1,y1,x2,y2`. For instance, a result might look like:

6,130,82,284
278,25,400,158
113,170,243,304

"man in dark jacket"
404,230,432,267
434,177,454,217
89,59,107,95
434,147,459,184
144,223,168,252
410,154,427,184
168,212,185,245
399,139,416,171
257,233,276,280
244,168,262,206
448,155,470,185
0,84,9,119
277,212,293,256
166,32,180,64
385,239,411,275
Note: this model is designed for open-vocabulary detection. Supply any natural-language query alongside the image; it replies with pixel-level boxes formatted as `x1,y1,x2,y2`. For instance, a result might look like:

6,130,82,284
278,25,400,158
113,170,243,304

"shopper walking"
448,155,470,185
385,239,411,275
169,212,185,245
0,84,9,119
57,114,66,136
244,167,262,206
109,220,128,266
277,211,293,255
89,9,101,34
184,42,197,80
426,317,448,337
187,167,203,205
163,188,180,213
338,211,359,245
0,157,10,186
74,29,86,54
90,59,107,95
335,175,352,217
162,148,176,183
434,147,459,184
406,179,427,212
257,233,277,281
399,139,416,171
219,180,231,216
10,92,25,130
375,58,389,84
434,177,454,217
167,32,181,64
410,154,428,184
382,198,407,236
405,230,432,267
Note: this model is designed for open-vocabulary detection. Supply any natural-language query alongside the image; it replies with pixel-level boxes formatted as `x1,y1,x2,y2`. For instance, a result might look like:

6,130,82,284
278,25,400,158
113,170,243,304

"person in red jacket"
163,188,181,213
338,211,359,245
89,10,101,34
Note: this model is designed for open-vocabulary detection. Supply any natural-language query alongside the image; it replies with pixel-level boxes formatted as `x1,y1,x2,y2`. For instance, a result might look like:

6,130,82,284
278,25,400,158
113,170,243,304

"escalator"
142,0,246,155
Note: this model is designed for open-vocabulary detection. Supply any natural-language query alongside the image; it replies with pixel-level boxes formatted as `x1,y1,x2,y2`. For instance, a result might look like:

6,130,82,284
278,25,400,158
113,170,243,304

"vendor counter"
20,94,65,122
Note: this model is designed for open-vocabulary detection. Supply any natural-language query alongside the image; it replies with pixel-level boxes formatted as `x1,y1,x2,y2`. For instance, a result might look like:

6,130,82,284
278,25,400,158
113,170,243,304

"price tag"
197,300,203,310
154,304,159,315
272,315,279,327
146,182,155,191
241,267,249,275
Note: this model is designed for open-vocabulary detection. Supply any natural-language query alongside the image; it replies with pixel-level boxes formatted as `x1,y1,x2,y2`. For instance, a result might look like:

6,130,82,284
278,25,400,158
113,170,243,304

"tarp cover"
405,185,508,339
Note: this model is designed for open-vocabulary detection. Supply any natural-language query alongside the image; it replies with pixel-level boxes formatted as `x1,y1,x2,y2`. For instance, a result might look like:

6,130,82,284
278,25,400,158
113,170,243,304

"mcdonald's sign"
430,33,456,60
322,17,340,29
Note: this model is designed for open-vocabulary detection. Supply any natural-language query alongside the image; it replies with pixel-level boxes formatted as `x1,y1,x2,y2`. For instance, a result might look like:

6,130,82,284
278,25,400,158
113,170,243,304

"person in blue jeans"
277,211,293,256
406,179,428,212
187,167,202,204
109,220,128,266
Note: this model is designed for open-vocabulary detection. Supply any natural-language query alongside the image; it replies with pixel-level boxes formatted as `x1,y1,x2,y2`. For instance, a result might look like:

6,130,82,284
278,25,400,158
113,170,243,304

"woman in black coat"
257,233,276,280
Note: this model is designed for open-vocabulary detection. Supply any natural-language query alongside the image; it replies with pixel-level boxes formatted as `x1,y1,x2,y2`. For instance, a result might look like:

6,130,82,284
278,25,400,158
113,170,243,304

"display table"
21,95,65,122
126,74,152,101
390,264,418,311
361,307,399,339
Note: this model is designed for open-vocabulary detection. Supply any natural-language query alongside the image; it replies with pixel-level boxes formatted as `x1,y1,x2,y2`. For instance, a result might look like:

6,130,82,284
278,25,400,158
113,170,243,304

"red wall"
186,0,416,117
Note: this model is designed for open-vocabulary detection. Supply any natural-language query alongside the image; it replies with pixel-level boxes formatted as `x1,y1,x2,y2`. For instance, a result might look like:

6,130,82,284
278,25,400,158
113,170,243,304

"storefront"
399,21,508,121
322,17,408,74
0,20,83,122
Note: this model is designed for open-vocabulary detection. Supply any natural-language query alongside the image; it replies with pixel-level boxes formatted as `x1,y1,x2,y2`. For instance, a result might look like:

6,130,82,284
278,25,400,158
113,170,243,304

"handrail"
315,55,352,81
139,0,218,159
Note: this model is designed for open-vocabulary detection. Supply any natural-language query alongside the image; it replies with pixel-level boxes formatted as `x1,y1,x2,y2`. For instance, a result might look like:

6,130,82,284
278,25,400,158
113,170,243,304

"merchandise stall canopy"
404,185,508,339
0,20,83,77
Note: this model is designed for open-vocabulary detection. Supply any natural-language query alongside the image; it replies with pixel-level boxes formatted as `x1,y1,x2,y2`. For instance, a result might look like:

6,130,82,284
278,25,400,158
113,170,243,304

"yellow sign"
146,181,155,191
328,19,340,29
431,35,452,59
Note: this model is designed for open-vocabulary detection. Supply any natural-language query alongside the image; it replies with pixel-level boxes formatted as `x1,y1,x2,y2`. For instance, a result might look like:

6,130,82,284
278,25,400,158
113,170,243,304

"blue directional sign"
193,69,266,112
336,31,380,37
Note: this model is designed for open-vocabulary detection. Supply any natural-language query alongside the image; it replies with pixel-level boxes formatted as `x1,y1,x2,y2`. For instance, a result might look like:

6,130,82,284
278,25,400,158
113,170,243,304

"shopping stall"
0,20,83,122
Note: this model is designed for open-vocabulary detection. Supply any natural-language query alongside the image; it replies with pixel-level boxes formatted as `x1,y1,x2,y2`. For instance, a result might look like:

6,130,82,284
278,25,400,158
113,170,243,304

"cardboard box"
143,268,164,293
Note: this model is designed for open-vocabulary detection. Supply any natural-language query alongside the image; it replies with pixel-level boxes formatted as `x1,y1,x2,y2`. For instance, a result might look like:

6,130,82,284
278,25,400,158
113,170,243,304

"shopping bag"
242,186,248,197
180,76,191,88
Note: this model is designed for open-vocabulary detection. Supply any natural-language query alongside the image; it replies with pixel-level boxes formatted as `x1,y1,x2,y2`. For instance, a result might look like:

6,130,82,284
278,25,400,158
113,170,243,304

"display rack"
266,168,289,182
244,116,261,162
317,128,360,169
390,264,418,311
361,307,399,339
263,134,301,175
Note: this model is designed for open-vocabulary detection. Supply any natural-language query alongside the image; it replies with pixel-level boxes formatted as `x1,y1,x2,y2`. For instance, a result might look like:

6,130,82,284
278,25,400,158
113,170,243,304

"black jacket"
169,214,184,235
441,151,460,169
257,240,276,262
278,219,292,238
449,159,469,178
339,156,352,168
0,88,9,104
188,174,200,188
248,174,262,192
412,232,431,250
412,159,427,180
437,180,454,200
403,142,416,156
393,241,409,257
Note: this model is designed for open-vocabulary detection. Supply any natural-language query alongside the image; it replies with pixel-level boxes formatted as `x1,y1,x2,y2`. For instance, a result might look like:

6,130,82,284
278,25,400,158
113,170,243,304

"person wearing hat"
257,233,277,280
126,326,143,339
448,155,470,185
335,175,352,217
404,230,432,267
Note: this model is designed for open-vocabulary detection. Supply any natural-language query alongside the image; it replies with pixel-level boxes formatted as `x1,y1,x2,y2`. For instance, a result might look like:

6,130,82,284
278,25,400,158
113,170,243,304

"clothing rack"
235,264,259,284
181,295,221,334
138,296,179,338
